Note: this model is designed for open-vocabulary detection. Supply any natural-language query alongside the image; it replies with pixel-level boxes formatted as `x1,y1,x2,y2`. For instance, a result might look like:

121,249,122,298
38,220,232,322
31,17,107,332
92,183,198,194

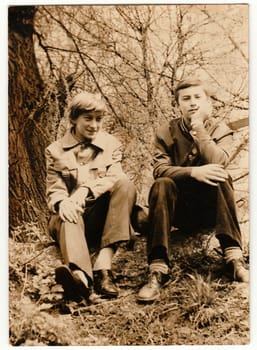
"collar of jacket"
178,118,193,140
178,116,216,137
179,117,190,134
61,128,107,151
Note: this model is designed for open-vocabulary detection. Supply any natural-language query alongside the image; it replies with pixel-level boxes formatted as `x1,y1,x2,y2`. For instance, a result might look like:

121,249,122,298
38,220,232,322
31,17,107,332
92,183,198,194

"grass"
8,224,249,346
181,273,228,328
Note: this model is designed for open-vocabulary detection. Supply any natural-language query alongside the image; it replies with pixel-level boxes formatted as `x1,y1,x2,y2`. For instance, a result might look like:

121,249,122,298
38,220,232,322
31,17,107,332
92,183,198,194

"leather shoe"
137,271,170,302
228,259,249,283
93,269,119,298
55,265,90,300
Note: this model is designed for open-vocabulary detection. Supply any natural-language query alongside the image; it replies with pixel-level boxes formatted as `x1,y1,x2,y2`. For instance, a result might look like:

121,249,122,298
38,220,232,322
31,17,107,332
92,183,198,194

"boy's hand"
59,198,84,223
190,111,205,129
191,164,228,186
69,187,89,208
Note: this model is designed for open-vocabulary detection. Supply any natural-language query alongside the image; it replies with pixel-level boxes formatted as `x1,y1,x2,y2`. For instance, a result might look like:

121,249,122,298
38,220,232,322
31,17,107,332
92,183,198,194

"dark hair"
69,91,107,122
174,79,210,104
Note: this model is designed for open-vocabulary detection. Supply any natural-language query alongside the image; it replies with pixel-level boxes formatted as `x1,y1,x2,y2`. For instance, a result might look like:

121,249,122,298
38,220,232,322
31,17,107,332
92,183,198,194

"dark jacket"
153,117,233,180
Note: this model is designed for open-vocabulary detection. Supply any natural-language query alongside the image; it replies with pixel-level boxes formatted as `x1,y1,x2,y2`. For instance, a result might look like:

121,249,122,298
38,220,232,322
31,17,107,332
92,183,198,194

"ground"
9,222,249,346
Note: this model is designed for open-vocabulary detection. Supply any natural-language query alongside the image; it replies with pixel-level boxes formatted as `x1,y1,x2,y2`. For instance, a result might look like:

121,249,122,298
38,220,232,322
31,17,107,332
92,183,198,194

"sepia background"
8,3,250,346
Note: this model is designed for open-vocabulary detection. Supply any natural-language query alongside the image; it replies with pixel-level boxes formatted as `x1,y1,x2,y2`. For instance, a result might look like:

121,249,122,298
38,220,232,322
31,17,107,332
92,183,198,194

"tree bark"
9,6,49,231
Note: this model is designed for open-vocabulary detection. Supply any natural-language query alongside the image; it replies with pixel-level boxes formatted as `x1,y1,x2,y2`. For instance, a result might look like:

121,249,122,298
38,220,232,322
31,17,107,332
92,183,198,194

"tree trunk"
9,6,49,231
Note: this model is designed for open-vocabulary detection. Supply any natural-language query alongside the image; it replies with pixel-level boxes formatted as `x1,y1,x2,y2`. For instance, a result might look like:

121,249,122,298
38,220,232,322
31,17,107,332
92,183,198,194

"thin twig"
227,134,249,165
72,291,134,314
157,305,178,317
20,264,28,301
77,309,87,326
22,244,55,266
239,219,249,224
233,171,249,182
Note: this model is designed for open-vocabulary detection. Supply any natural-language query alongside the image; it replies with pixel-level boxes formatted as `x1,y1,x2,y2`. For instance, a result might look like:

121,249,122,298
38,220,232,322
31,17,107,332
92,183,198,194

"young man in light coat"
46,91,136,300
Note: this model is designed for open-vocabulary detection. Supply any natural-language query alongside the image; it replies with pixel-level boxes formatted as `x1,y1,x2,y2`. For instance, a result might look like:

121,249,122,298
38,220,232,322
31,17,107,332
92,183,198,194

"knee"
112,177,137,198
48,213,85,241
149,177,177,200
152,177,176,191
114,177,135,190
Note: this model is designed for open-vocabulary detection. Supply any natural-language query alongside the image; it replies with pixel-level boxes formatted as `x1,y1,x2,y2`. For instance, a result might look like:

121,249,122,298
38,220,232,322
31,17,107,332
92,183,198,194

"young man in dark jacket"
137,79,249,302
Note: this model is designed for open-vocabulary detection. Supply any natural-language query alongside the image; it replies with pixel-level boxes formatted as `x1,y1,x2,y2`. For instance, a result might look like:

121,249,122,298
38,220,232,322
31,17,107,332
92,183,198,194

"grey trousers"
49,178,137,282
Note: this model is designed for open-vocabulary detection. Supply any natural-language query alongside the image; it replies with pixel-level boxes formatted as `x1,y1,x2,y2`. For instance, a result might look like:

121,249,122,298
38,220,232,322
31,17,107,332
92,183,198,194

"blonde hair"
69,91,107,122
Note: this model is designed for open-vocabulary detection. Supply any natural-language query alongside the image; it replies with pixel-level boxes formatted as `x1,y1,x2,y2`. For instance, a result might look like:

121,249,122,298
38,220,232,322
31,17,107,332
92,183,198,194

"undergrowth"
8,223,249,346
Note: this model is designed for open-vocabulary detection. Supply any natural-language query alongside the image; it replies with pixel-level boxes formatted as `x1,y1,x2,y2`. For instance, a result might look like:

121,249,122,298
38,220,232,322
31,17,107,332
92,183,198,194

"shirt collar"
179,118,191,135
61,128,107,151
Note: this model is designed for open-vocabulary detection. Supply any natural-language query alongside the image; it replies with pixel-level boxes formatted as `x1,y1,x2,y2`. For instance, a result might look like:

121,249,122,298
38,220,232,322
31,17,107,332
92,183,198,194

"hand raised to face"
190,102,213,130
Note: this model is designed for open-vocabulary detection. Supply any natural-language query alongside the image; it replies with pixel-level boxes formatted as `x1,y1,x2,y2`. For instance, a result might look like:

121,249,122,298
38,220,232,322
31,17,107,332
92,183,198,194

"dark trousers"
147,177,242,264
49,178,137,282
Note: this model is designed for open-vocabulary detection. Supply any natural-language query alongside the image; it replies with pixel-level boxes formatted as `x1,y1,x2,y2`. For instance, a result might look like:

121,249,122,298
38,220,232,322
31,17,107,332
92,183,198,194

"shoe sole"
137,291,161,303
56,265,90,300
94,288,119,299
55,265,80,299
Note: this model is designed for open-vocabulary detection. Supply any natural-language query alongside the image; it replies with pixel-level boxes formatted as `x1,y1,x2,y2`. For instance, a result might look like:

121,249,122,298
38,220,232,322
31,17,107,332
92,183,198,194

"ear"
205,98,213,117
70,118,77,126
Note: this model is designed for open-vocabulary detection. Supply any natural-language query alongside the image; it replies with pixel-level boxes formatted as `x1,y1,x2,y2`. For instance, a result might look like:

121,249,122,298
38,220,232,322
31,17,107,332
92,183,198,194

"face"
177,85,212,128
73,111,104,141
